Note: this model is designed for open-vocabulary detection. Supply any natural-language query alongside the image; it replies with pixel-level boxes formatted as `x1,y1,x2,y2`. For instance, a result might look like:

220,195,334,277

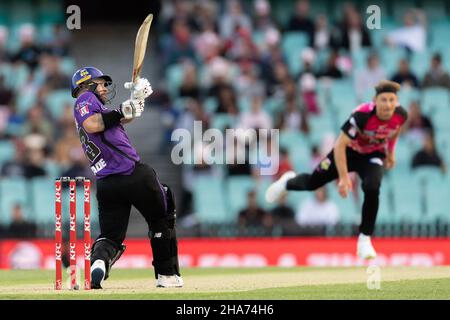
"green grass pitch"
0,267,449,300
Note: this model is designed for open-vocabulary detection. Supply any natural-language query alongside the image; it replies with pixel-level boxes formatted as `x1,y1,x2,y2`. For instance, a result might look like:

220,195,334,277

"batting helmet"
71,67,113,98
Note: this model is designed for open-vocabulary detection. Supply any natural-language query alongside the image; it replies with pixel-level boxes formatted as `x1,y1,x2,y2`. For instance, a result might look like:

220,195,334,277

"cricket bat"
131,13,153,93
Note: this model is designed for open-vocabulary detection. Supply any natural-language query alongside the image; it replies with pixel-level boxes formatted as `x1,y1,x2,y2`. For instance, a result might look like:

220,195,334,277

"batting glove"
124,77,153,100
120,98,145,119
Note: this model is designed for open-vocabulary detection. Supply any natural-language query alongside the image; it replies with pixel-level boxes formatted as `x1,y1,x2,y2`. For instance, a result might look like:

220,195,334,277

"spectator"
404,101,434,144
1,140,26,177
237,95,272,131
162,20,197,67
311,15,338,51
276,94,303,131
270,193,297,235
6,203,37,238
422,53,450,89
164,0,199,33
385,9,426,53
411,133,446,174
299,71,320,115
310,144,322,170
179,61,201,100
287,0,314,41
0,75,13,105
295,187,340,226
317,49,343,79
225,136,252,176
252,0,278,34
337,6,371,52
235,62,265,102
13,24,42,71
23,147,47,179
23,105,53,145
354,53,386,101
219,0,252,40
273,147,294,180
238,190,272,231
39,54,71,92
175,98,210,135
216,85,239,114
391,59,419,89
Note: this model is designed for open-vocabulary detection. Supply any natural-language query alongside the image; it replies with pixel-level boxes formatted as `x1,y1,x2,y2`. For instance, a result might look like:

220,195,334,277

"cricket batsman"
266,80,408,259
71,66,183,288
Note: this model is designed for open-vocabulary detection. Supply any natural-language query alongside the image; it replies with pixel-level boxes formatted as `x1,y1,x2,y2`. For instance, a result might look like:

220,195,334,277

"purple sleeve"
74,94,103,126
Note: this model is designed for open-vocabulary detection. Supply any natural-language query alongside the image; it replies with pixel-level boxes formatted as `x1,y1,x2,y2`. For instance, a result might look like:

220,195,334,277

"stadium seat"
30,177,54,224
421,88,450,115
0,139,15,167
423,0,449,22
391,167,423,223
44,89,74,119
203,97,218,114
279,130,311,171
211,114,237,131
379,47,407,76
0,177,29,224
165,63,184,98
281,32,309,76
225,176,256,218
193,175,228,224
328,184,359,225
8,1,35,25
397,87,420,109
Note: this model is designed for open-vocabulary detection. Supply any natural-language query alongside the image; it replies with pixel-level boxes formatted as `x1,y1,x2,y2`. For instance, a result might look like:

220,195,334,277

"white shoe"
91,260,106,289
357,233,377,260
265,171,296,203
156,274,184,288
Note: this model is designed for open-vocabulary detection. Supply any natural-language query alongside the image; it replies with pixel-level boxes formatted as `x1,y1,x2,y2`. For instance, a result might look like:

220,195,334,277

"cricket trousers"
286,147,385,235
94,162,176,275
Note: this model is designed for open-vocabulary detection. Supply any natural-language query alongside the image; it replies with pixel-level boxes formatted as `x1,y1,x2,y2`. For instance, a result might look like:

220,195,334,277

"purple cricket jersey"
73,91,140,179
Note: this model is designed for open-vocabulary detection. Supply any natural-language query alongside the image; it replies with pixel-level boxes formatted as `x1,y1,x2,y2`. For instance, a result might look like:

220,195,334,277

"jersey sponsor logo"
77,101,91,117
320,158,331,171
369,158,383,166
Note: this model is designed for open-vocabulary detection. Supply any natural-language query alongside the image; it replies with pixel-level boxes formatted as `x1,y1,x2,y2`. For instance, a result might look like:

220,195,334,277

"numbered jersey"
73,92,140,179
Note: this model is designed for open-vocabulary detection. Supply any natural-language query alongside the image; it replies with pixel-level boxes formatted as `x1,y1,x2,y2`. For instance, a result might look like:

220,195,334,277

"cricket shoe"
265,171,296,203
91,260,106,289
357,233,377,260
156,274,184,288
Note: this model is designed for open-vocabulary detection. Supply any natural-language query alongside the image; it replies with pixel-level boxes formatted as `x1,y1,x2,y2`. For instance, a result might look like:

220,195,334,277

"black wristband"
101,110,123,130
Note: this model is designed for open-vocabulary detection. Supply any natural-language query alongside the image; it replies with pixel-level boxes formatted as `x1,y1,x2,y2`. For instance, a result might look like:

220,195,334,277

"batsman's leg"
130,164,182,287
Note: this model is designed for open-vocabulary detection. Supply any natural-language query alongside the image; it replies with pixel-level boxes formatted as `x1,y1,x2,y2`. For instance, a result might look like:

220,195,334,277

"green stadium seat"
281,32,309,76
0,177,29,224
0,139,15,166
279,130,311,171
412,167,449,223
44,89,74,119
380,47,407,76
421,88,450,115
193,175,228,224
36,1,65,24
165,63,184,98
397,88,420,109
30,177,54,224
203,97,218,114
8,0,35,25
423,0,449,21
329,183,360,225
211,114,237,131
377,174,396,224
391,167,423,223
225,176,256,218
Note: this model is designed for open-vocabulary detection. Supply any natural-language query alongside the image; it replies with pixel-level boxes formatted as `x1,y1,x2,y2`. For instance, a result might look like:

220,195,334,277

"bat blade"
132,13,153,83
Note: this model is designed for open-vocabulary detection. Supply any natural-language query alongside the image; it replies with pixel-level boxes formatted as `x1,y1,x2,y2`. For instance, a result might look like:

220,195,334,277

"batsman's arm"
83,110,124,133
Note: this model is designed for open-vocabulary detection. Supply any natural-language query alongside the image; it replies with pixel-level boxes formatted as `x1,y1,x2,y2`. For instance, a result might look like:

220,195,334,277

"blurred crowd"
153,0,450,233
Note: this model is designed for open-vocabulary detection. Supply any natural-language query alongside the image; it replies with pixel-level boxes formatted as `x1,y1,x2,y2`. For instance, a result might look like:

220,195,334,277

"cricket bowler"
266,80,408,259
71,66,183,288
